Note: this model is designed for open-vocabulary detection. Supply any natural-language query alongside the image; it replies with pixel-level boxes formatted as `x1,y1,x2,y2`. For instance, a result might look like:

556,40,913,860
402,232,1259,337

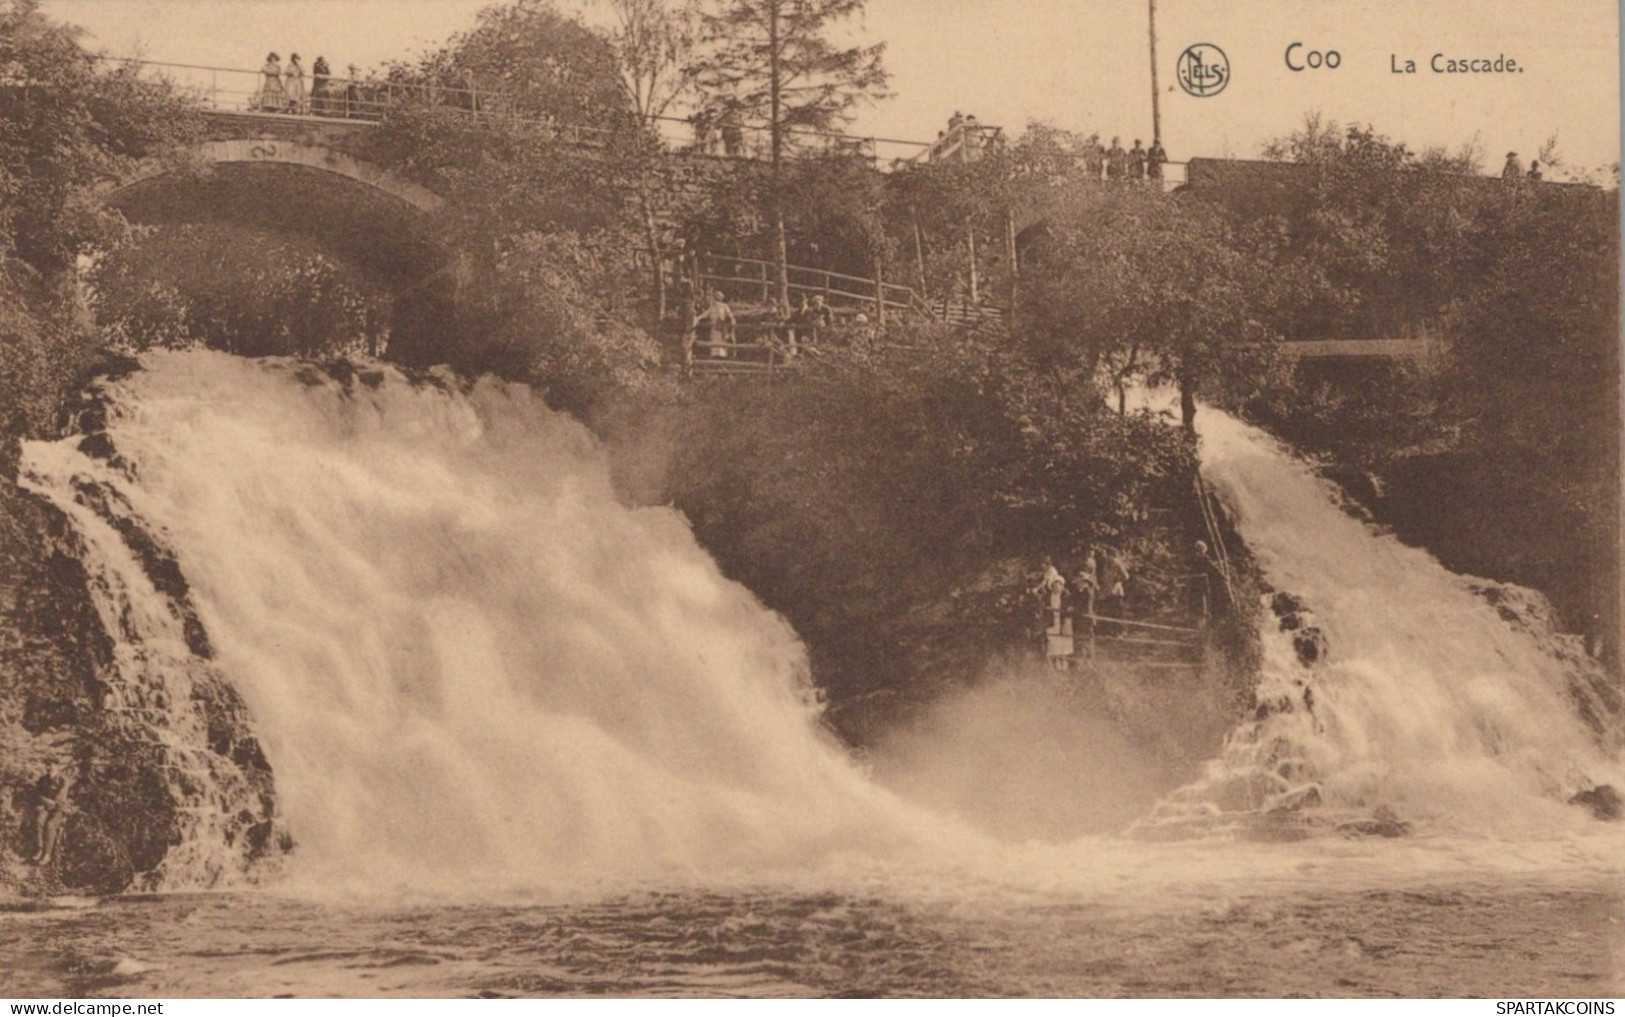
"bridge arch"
109,138,444,215
102,135,461,363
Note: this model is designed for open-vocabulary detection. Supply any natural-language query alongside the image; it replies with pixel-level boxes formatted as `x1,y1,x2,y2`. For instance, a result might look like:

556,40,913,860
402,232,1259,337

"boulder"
1568,785,1622,821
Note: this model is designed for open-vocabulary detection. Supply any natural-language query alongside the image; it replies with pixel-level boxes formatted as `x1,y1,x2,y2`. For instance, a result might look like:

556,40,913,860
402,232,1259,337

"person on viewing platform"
1072,558,1099,629
1032,557,1073,669
258,53,285,112
1147,140,1168,182
1501,151,1521,179
800,294,834,340
284,53,306,113
1128,140,1147,181
1100,551,1130,629
1106,137,1127,180
344,65,362,117
695,291,735,358
310,56,331,115
1527,159,1543,181
28,763,74,867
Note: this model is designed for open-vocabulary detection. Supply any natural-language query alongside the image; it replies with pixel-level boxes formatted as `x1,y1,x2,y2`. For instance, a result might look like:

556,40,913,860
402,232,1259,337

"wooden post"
874,249,886,325
966,227,980,305
1005,209,1019,309
759,261,769,305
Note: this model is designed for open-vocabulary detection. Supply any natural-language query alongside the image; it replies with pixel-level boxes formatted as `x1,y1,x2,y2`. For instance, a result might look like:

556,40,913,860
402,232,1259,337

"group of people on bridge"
1502,150,1545,182
255,52,363,117
253,52,453,120
1077,135,1169,183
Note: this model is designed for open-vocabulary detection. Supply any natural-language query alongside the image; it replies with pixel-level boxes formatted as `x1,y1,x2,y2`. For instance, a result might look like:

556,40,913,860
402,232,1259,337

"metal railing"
95,56,935,166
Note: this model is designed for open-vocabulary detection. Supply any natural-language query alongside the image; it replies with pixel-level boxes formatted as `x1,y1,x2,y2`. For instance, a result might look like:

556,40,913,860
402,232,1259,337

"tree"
398,0,626,124
691,0,889,306
0,0,201,276
607,0,700,318
1016,187,1288,430
88,224,393,358
0,0,200,448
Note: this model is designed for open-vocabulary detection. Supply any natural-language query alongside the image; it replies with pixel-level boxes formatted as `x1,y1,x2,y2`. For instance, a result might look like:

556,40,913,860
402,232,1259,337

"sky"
44,0,1623,178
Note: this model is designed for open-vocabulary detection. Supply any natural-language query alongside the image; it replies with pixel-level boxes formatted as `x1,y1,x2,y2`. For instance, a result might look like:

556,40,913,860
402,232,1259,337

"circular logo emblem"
1177,43,1230,97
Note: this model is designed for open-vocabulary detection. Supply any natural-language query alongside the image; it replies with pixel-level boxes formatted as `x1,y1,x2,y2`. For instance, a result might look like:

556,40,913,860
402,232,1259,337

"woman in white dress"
283,53,306,113
258,53,285,112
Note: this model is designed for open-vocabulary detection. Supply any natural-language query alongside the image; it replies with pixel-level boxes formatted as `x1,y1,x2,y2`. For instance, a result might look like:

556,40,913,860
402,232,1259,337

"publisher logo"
1177,43,1230,97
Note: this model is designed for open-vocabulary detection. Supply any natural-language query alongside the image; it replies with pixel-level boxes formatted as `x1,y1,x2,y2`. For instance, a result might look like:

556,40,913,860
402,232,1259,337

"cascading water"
1143,406,1622,838
20,351,952,890
16,355,1620,896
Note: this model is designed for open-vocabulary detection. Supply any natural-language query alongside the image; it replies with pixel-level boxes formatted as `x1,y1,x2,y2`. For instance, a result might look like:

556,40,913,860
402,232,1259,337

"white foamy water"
15,357,1621,905
1151,406,1623,838
20,352,967,890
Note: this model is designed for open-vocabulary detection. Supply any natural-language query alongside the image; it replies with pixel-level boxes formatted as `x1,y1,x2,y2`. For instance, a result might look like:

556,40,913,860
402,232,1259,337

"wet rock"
1568,785,1622,821
1338,805,1411,838
1292,627,1328,666
0,469,278,896
1264,590,1329,667
1269,785,1322,812
1268,592,1309,619
54,814,135,896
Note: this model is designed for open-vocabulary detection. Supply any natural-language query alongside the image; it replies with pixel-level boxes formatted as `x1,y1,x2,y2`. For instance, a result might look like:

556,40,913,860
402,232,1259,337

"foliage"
0,0,199,452
690,0,890,304
0,0,202,273
1253,116,1492,339
690,0,889,145
453,230,673,418
663,320,1204,702
0,269,97,457
1016,186,1288,422
391,0,626,124
87,225,392,358
608,0,700,124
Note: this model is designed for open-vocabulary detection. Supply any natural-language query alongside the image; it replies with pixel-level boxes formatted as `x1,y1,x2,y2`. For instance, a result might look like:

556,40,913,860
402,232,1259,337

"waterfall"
1142,406,1622,838
19,355,1618,889
20,351,939,889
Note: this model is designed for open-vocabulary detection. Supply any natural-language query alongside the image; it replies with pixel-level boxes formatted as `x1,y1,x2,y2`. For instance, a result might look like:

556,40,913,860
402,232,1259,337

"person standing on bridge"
1501,151,1521,179
310,56,331,116
344,65,364,119
1527,159,1543,181
284,53,306,114
1082,134,1105,180
258,53,285,112
1106,137,1127,181
1147,140,1168,184
1128,140,1148,182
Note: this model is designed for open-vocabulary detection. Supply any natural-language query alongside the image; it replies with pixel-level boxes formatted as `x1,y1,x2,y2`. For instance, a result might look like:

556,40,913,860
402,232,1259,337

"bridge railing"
96,56,622,145
99,56,934,167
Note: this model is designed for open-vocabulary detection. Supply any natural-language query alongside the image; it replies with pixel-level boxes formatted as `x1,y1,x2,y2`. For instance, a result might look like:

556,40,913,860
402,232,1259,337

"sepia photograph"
0,0,1620,999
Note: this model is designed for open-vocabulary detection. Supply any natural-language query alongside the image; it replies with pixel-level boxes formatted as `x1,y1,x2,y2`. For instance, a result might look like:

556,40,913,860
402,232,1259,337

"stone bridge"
105,110,462,360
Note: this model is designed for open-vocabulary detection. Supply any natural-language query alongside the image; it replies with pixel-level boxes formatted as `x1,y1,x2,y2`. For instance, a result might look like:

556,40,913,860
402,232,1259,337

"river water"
7,353,1621,997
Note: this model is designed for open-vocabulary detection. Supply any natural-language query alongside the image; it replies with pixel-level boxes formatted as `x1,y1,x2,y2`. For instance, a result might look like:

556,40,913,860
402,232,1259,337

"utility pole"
1148,0,1162,146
